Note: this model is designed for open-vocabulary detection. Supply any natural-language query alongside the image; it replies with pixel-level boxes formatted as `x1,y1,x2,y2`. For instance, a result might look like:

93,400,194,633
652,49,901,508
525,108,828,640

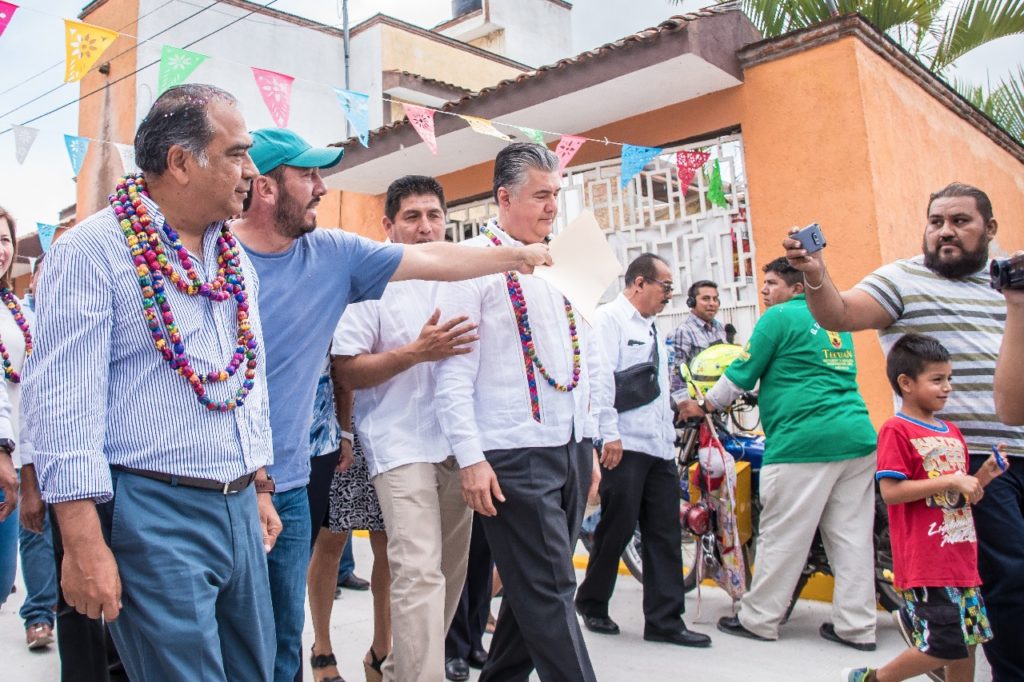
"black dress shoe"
819,622,876,651
644,625,712,648
467,648,489,669
716,616,772,641
580,614,620,635
338,573,370,591
444,656,469,681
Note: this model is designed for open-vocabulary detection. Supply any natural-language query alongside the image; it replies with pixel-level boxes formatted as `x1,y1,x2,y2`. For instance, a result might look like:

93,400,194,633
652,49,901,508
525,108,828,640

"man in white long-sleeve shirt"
575,253,711,648
434,143,604,682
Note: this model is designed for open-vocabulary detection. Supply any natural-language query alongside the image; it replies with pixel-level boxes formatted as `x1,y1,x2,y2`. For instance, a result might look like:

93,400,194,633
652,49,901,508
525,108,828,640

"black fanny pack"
613,324,661,412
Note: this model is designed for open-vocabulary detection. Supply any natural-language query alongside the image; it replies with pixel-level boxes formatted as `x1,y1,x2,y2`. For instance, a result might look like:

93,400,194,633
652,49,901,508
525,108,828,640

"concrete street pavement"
2,534,987,680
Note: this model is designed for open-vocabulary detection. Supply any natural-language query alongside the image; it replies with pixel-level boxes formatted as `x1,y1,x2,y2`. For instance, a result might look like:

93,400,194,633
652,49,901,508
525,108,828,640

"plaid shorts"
896,586,992,660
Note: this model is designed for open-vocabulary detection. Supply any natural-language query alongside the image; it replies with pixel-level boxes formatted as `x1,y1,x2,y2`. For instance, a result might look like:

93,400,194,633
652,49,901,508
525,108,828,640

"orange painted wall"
424,35,1023,428
76,0,139,221
317,190,387,241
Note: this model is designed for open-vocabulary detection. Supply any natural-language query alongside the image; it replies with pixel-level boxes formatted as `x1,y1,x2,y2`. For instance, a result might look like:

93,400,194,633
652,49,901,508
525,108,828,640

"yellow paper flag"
461,115,511,141
64,19,118,83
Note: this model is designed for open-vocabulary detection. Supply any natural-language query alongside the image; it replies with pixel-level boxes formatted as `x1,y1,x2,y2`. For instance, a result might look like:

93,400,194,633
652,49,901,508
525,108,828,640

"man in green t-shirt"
679,258,878,648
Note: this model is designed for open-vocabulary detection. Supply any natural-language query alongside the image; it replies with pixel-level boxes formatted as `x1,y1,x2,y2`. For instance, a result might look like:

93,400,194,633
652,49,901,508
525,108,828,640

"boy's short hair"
886,333,951,395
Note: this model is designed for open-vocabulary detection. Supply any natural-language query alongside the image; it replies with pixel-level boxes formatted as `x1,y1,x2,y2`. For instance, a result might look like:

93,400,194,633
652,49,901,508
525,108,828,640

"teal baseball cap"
249,128,344,175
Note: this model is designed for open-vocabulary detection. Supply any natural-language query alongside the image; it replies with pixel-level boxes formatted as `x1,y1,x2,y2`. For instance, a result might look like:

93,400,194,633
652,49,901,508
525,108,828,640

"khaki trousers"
373,458,472,682
738,453,878,643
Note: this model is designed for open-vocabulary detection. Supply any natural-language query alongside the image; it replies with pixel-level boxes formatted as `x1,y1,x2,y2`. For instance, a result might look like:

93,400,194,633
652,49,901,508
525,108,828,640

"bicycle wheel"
620,525,701,591
874,495,902,613
681,532,702,592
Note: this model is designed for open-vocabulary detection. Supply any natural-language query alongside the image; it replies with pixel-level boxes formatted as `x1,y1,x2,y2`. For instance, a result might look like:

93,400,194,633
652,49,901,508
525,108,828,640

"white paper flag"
12,124,39,165
115,143,137,174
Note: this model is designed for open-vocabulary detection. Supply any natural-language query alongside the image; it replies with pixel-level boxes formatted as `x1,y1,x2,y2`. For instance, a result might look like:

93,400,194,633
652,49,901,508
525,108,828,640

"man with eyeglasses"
670,280,726,392
575,253,712,648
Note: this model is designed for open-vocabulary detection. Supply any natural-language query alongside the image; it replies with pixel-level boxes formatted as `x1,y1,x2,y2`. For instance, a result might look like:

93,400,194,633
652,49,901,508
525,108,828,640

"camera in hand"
990,254,1024,290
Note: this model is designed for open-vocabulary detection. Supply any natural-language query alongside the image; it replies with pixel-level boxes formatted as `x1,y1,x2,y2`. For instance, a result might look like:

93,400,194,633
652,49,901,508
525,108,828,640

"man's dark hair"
492,142,559,202
928,182,993,224
135,84,238,175
624,253,668,287
885,333,951,395
385,175,447,222
763,257,802,287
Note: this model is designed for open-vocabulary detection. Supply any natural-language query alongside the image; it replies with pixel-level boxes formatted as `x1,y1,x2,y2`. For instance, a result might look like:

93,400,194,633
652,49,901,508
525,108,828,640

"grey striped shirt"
856,255,1021,457
23,197,273,504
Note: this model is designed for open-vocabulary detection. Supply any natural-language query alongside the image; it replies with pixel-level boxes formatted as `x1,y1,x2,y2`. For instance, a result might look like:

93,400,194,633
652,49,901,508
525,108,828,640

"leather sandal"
310,648,345,682
363,647,387,682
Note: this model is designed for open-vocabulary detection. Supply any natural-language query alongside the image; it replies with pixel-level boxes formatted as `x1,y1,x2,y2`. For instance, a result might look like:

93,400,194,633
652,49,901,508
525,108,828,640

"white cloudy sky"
1,0,1021,235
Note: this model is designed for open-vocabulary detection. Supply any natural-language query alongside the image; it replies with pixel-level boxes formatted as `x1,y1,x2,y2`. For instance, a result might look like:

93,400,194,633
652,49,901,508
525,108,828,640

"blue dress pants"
101,470,276,681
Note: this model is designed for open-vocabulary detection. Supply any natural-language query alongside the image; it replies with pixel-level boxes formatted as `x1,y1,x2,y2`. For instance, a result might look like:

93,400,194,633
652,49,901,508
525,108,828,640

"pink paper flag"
554,135,585,171
0,2,18,40
403,104,438,155
251,67,294,128
675,150,711,189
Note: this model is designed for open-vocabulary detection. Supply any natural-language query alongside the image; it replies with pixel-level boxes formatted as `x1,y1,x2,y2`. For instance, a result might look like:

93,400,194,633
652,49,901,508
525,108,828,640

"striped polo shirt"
856,255,1021,457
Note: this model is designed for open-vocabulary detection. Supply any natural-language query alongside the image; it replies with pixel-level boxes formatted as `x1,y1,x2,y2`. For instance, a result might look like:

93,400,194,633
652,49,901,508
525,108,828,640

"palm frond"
842,0,942,34
932,0,1024,71
949,67,1024,141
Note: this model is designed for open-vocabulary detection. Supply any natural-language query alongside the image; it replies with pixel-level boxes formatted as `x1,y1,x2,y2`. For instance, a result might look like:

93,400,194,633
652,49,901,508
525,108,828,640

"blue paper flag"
334,88,370,148
36,223,58,252
64,134,89,175
619,144,663,189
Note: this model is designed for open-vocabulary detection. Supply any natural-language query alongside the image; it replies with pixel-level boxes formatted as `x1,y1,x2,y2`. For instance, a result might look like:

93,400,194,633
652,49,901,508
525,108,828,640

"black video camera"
990,254,1024,291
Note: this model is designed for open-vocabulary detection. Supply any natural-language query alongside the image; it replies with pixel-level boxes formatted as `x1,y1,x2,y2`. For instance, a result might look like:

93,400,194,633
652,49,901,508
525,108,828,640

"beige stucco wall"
379,24,523,92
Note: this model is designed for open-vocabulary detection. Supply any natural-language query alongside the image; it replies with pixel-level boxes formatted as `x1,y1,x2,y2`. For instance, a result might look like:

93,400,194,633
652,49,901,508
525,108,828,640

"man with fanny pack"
575,253,712,647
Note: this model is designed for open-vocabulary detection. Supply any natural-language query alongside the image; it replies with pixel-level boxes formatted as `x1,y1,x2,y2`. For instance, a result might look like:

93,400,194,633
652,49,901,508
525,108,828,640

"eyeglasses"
644,277,674,293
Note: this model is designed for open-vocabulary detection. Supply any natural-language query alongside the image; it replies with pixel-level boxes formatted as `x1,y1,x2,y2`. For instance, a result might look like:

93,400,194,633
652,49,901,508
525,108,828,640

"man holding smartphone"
784,183,1023,680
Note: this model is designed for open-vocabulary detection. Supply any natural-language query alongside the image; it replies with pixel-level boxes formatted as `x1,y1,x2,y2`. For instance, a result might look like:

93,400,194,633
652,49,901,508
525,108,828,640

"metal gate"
445,133,759,341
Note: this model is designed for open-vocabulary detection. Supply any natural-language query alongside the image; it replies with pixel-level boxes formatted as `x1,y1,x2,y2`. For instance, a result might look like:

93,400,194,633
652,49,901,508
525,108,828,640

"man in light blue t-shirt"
232,129,552,682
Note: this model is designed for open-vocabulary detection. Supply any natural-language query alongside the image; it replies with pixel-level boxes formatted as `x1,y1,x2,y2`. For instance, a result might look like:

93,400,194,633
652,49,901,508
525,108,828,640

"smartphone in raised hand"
791,223,827,254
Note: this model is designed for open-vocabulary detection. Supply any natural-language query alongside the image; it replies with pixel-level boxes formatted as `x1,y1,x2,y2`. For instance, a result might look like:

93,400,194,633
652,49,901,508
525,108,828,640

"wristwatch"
255,474,276,495
0,438,14,456
696,399,710,414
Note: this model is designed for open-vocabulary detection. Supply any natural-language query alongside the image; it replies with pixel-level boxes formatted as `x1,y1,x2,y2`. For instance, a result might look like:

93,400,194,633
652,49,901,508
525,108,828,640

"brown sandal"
310,648,345,682
363,647,387,682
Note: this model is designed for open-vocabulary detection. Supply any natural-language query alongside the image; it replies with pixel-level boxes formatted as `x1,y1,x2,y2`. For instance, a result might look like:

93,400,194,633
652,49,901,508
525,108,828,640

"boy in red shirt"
844,333,1005,682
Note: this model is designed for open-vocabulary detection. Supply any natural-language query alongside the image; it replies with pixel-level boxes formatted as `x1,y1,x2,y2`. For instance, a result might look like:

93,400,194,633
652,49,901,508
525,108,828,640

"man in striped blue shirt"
23,85,280,681
784,183,1023,681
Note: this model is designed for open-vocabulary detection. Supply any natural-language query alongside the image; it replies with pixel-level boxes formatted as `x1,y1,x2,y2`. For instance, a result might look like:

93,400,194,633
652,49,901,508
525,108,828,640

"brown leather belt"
111,465,257,495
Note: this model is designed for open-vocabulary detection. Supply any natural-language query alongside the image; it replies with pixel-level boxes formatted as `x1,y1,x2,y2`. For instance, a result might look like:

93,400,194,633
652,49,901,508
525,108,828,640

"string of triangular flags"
1,2,733,204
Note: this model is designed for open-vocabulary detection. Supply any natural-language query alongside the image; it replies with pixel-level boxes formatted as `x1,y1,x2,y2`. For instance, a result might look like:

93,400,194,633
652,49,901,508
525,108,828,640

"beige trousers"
737,453,878,643
373,457,472,682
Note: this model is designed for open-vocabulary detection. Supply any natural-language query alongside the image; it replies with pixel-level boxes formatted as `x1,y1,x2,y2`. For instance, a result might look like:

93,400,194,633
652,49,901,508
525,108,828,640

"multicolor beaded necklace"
110,174,257,412
0,288,32,383
480,224,580,423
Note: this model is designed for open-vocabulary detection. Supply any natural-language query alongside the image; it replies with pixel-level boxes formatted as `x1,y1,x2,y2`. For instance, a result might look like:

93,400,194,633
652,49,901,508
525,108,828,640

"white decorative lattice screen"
445,134,760,341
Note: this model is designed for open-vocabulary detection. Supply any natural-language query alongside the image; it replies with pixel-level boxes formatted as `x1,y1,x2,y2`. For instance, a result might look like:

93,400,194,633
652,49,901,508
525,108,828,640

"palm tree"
677,0,1024,141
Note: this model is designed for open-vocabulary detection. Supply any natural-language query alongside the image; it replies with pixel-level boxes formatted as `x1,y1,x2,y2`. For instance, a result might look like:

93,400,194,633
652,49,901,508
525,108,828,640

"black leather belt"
112,465,257,494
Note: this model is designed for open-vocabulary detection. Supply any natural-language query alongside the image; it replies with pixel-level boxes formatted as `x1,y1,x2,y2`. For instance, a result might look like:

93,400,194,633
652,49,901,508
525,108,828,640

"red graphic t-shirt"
876,414,980,589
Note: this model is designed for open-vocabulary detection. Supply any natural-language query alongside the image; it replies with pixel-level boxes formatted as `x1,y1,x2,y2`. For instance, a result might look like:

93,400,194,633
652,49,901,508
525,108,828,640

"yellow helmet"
688,343,745,396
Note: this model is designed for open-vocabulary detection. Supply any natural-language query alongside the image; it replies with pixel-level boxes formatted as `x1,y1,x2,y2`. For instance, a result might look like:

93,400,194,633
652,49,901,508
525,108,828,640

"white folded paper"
534,210,622,323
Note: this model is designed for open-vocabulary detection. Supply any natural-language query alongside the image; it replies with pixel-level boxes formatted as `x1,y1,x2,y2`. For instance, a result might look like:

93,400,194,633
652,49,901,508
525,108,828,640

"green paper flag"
157,45,207,95
706,158,729,209
517,127,545,144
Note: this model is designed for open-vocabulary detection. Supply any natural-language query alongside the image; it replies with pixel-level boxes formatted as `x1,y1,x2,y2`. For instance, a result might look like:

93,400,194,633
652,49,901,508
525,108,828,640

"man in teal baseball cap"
248,128,344,176
232,128,553,682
